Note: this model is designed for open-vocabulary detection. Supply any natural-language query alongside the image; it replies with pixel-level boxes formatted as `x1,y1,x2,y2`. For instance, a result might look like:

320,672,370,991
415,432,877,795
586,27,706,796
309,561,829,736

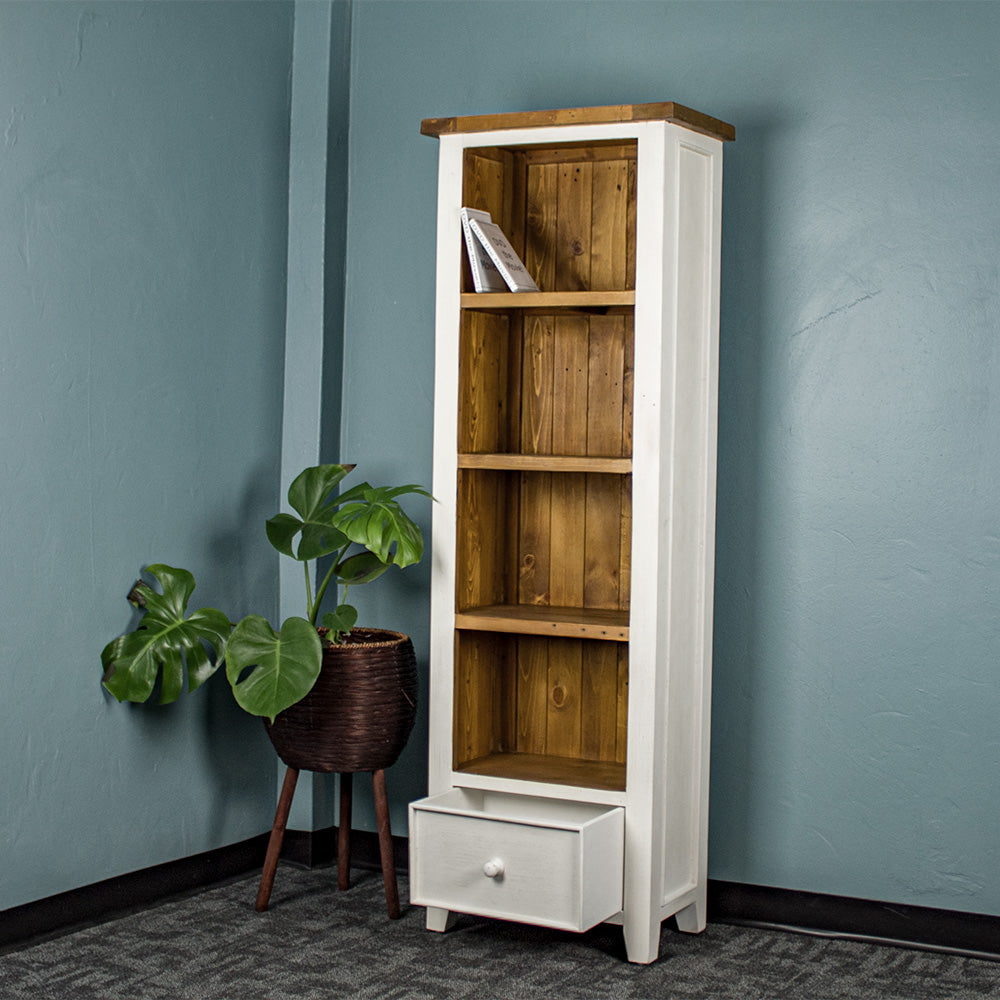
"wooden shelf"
457,752,626,793
461,290,634,314
458,453,632,474
456,604,629,641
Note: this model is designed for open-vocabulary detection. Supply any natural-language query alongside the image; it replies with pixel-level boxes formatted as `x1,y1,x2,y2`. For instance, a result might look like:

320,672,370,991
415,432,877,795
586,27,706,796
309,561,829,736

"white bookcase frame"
411,104,731,964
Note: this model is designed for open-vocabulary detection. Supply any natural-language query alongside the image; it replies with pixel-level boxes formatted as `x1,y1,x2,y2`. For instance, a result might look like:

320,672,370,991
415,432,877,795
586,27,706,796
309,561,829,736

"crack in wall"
791,290,882,338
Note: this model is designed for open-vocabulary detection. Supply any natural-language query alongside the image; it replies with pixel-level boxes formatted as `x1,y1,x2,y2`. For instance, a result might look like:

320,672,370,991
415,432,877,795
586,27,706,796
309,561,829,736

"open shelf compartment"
461,140,637,295
458,309,634,463
456,468,632,619
453,630,628,792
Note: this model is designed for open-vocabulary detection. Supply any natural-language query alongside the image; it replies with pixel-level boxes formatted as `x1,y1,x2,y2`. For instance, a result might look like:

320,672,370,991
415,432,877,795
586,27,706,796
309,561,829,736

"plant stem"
303,561,315,622
311,545,349,626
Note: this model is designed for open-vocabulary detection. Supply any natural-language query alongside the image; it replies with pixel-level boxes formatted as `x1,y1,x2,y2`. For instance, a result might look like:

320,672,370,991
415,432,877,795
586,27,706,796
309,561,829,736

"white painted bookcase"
409,103,733,964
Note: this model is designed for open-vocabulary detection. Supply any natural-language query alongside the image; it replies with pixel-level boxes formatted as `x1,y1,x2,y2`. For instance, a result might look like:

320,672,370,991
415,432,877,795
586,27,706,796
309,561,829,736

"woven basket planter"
263,628,418,774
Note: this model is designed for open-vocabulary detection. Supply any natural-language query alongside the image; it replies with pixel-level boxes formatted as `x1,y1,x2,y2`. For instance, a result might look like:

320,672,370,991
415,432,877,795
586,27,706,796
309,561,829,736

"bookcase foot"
674,895,707,934
623,912,662,965
425,906,455,933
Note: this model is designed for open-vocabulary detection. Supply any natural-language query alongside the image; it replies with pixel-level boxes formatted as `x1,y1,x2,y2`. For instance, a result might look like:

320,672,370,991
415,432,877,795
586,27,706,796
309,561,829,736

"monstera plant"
101,464,431,722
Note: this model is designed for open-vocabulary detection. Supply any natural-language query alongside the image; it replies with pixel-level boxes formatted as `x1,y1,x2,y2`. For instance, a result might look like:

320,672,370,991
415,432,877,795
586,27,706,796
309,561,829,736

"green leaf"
288,464,353,520
334,551,390,586
265,464,352,562
264,513,302,558
383,484,435,501
321,604,358,644
331,481,375,506
225,615,323,722
101,564,230,705
330,484,427,568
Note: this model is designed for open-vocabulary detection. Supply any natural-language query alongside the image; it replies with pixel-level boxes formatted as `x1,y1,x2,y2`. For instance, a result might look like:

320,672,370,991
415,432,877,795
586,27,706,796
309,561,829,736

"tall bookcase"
409,103,734,964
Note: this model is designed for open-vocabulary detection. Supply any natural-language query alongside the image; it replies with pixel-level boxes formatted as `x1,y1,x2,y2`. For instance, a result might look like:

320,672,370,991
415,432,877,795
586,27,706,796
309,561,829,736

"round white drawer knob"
483,858,504,878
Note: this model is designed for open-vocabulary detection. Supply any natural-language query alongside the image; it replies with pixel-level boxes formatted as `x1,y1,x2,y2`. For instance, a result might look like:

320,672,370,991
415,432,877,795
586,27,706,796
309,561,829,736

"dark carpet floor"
1,865,998,999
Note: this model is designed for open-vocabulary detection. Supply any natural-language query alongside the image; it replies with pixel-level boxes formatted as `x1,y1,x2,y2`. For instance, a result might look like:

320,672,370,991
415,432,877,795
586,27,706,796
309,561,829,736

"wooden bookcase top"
421,102,734,142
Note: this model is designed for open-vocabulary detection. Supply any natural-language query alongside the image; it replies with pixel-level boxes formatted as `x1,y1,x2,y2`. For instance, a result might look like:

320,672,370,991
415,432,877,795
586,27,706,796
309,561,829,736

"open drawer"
408,788,624,932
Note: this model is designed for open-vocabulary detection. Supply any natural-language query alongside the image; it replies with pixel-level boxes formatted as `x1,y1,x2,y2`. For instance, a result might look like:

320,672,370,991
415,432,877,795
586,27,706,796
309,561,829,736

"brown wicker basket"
263,628,418,773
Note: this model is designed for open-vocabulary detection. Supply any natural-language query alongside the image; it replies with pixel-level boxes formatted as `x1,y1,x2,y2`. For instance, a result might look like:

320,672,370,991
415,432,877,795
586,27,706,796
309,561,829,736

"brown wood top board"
421,102,735,142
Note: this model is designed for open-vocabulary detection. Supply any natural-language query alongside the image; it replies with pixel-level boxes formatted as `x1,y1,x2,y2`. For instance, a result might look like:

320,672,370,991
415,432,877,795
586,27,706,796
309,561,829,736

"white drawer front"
409,789,624,932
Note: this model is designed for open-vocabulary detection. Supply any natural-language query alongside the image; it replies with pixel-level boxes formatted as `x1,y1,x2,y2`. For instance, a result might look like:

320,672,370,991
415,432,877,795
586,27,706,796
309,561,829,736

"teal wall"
342,1,1000,917
280,0,353,833
3,0,998,924
0,3,295,910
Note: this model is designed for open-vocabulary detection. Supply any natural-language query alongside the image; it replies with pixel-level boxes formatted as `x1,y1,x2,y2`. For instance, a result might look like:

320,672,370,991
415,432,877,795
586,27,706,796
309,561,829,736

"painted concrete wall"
341,1,1000,916
0,3,294,910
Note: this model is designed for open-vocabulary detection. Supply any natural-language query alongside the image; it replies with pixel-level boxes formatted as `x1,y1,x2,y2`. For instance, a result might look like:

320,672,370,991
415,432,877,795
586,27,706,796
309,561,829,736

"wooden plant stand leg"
255,766,299,913
337,771,352,891
372,768,401,919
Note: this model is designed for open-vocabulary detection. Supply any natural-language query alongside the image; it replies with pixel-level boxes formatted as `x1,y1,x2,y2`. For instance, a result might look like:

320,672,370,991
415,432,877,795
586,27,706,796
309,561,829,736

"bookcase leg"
425,906,456,933
623,910,662,965
674,894,707,934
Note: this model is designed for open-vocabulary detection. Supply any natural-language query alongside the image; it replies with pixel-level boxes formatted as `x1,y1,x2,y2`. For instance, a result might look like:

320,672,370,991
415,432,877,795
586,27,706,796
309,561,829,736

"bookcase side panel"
658,130,724,914
429,136,466,796
622,121,672,959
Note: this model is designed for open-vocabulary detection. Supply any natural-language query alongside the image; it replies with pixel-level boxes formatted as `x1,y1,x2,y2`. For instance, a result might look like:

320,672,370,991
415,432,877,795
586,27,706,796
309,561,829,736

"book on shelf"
468,217,540,293
460,207,508,293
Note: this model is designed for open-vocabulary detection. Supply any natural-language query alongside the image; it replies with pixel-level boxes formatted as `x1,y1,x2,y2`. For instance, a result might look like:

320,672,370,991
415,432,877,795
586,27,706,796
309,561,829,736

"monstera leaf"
330,482,432,567
321,604,358,644
101,564,230,705
265,464,353,561
225,615,323,722
333,550,390,587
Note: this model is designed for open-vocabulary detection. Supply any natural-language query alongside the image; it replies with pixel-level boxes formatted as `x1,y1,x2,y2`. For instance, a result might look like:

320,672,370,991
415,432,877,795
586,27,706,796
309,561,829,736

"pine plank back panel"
452,139,638,791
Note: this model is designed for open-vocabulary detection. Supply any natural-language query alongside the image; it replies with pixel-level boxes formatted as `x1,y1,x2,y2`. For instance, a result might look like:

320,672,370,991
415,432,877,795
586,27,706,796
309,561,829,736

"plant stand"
255,765,401,919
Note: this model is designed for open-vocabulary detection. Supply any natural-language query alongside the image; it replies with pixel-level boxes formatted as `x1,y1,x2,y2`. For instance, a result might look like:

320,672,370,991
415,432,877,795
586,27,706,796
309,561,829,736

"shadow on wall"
119,462,282,845
204,463,284,842
710,110,784,875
